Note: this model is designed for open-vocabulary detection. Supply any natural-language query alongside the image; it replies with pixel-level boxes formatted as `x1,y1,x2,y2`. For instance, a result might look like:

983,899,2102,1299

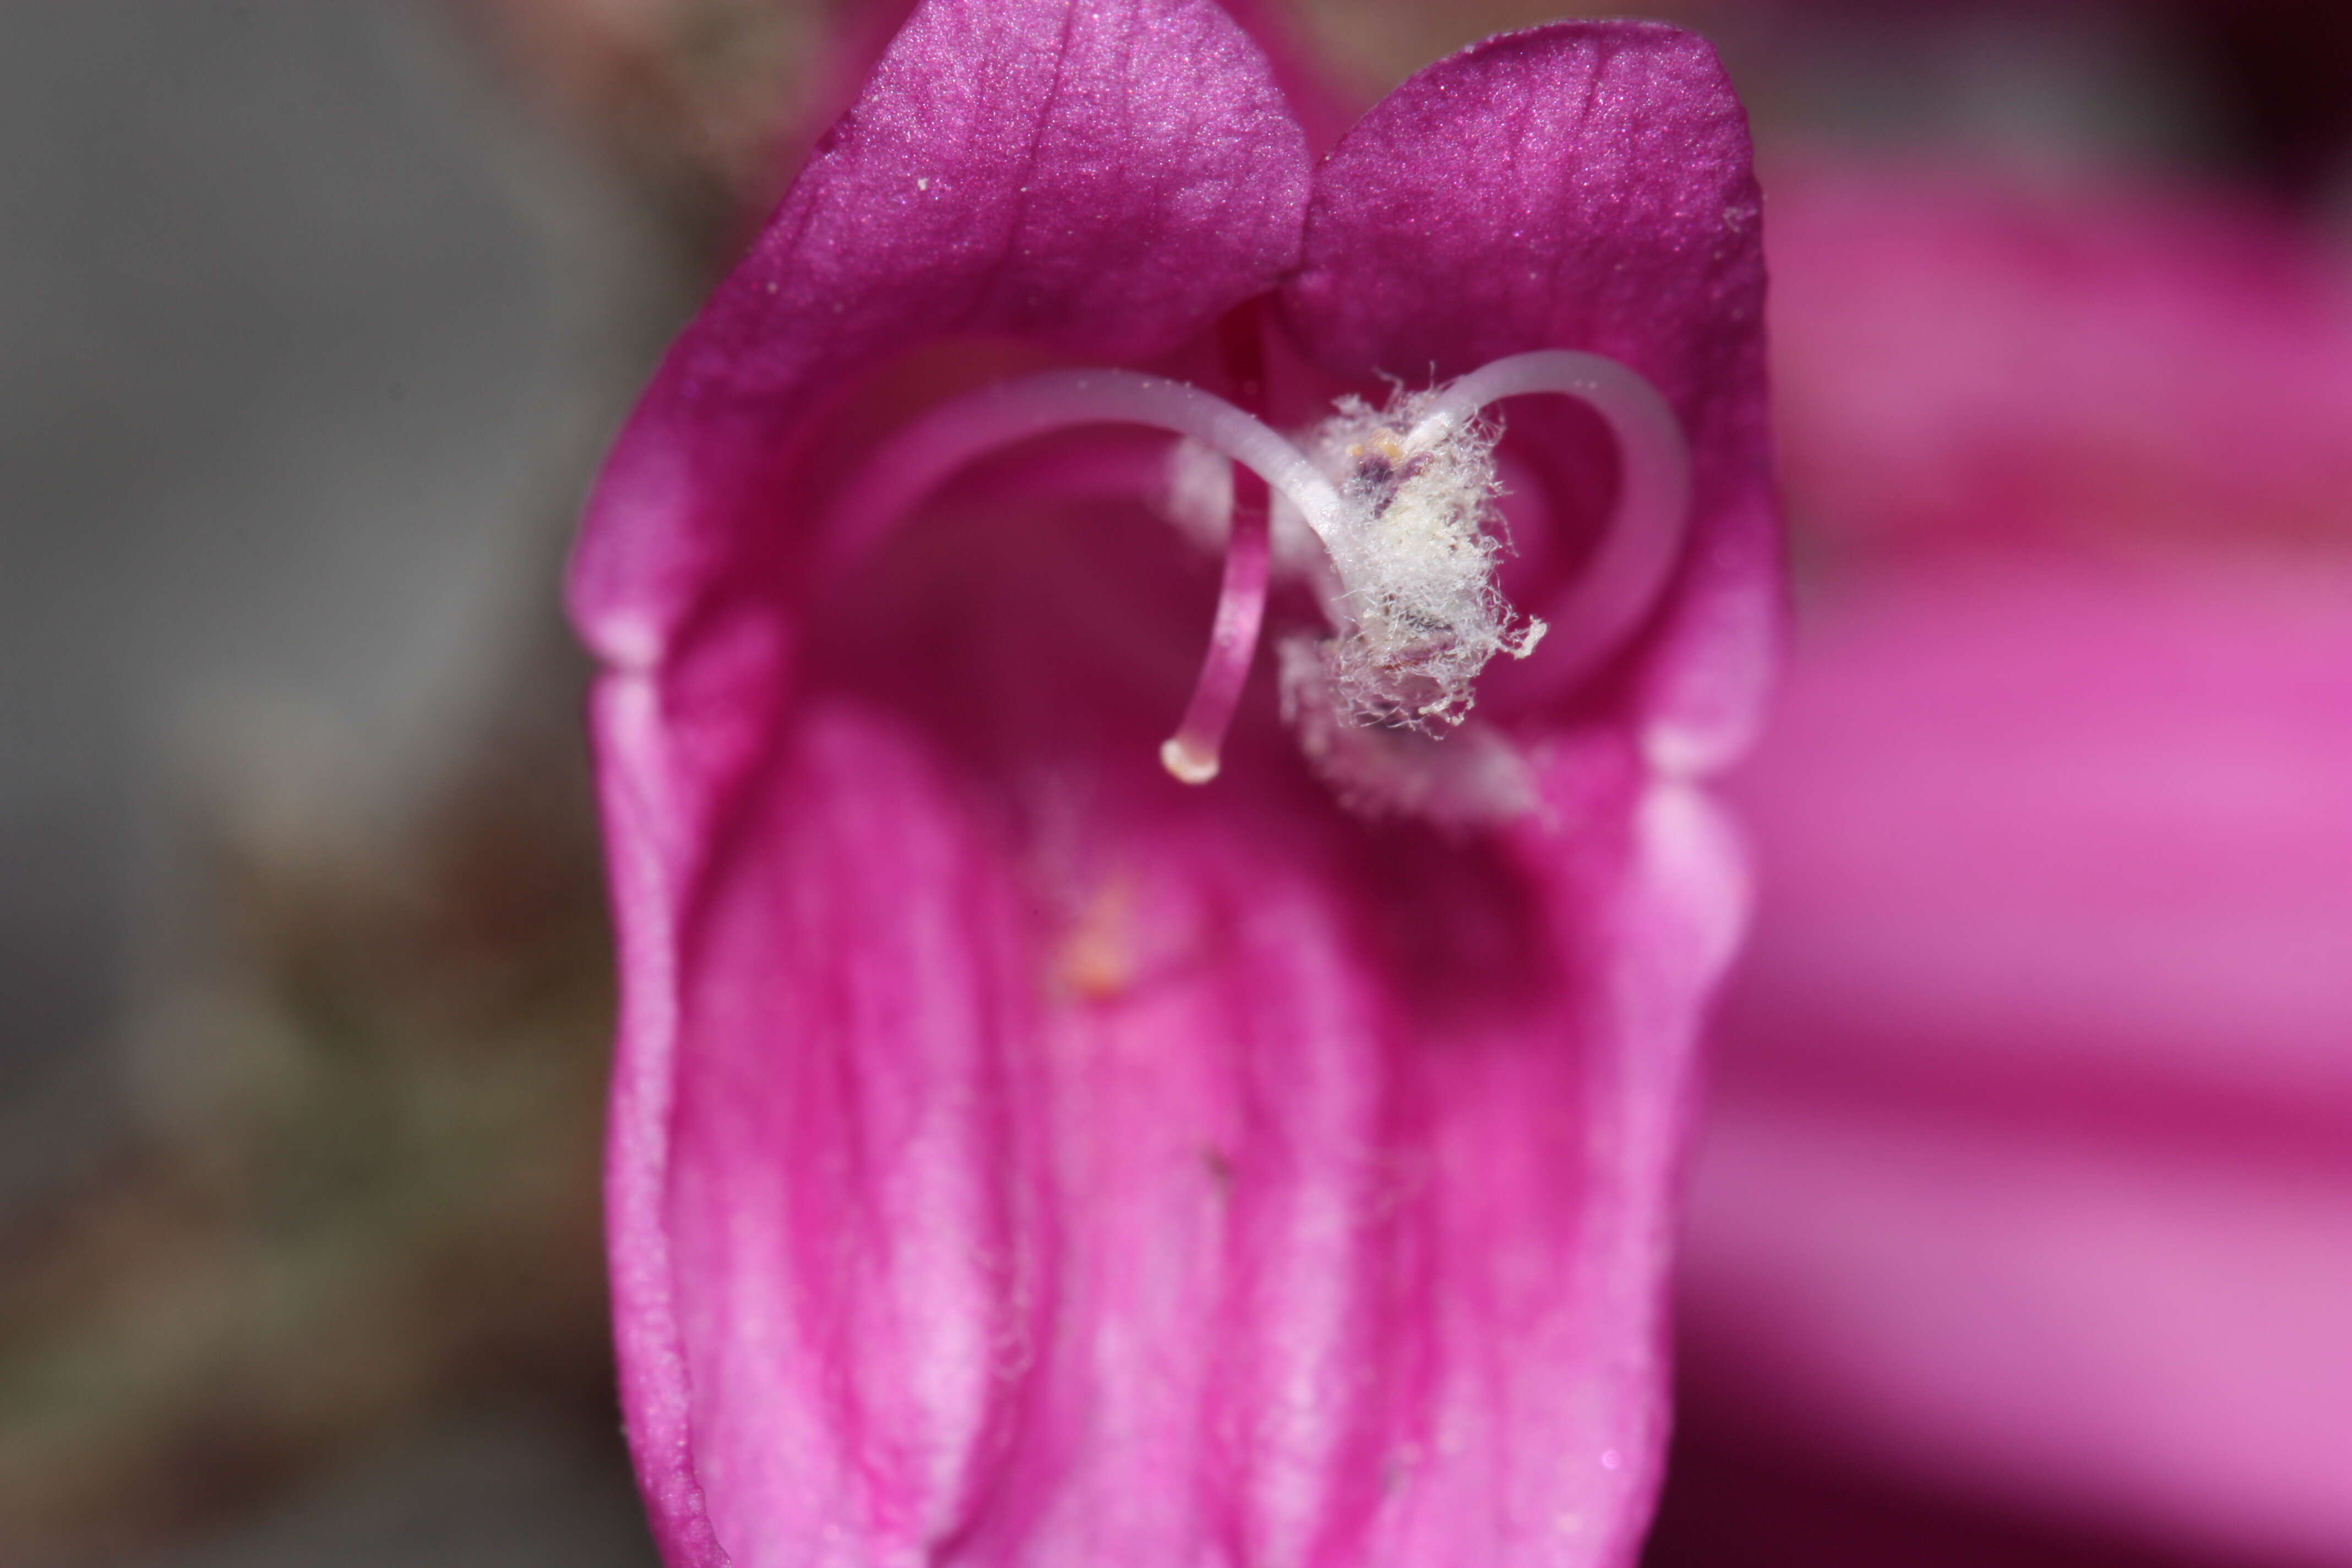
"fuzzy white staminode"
1298,388,1547,733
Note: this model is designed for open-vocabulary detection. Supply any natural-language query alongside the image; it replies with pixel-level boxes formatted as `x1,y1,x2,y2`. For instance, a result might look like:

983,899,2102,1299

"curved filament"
824,369,1343,568
1159,465,1268,783
821,371,1333,785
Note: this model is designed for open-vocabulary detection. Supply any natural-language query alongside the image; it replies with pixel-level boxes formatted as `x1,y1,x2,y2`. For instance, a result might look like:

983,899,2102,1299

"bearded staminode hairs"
1294,386,1545,733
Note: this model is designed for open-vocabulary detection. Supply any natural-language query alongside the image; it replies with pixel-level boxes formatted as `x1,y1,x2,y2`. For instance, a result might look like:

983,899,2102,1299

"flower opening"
820,351,1691,806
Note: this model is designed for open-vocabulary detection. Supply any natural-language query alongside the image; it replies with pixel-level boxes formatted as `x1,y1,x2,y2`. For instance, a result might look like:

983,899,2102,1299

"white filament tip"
1159,736,1221,785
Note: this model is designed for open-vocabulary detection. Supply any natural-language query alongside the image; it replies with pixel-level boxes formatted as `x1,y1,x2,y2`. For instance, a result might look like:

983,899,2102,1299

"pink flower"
1673,162,2352,1566
568,3,1775,1564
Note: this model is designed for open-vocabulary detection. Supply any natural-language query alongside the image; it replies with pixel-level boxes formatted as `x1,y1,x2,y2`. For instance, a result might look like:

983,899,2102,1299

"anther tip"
1159,736,1221,785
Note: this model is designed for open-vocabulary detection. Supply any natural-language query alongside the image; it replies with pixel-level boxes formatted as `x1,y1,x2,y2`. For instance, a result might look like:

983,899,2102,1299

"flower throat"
823,320,1691,817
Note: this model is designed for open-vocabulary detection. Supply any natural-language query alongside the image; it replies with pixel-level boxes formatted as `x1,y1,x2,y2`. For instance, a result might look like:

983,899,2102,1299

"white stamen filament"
1157,467,1267,785
825,370,1344,565
822,370,1336,785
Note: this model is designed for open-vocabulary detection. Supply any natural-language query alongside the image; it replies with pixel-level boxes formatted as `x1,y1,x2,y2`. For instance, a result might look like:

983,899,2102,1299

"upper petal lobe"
569,0,1311,664
1282,24,1775,769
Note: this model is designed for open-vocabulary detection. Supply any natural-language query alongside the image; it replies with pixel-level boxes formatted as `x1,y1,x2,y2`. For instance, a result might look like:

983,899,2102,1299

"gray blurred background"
4,4,547,1101
2,7,665,1563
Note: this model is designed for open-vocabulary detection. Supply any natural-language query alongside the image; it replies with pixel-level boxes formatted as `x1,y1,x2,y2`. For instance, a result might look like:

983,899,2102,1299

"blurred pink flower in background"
1767,164,2352,548
1673,161,2352,1567
569,0,1779,1563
